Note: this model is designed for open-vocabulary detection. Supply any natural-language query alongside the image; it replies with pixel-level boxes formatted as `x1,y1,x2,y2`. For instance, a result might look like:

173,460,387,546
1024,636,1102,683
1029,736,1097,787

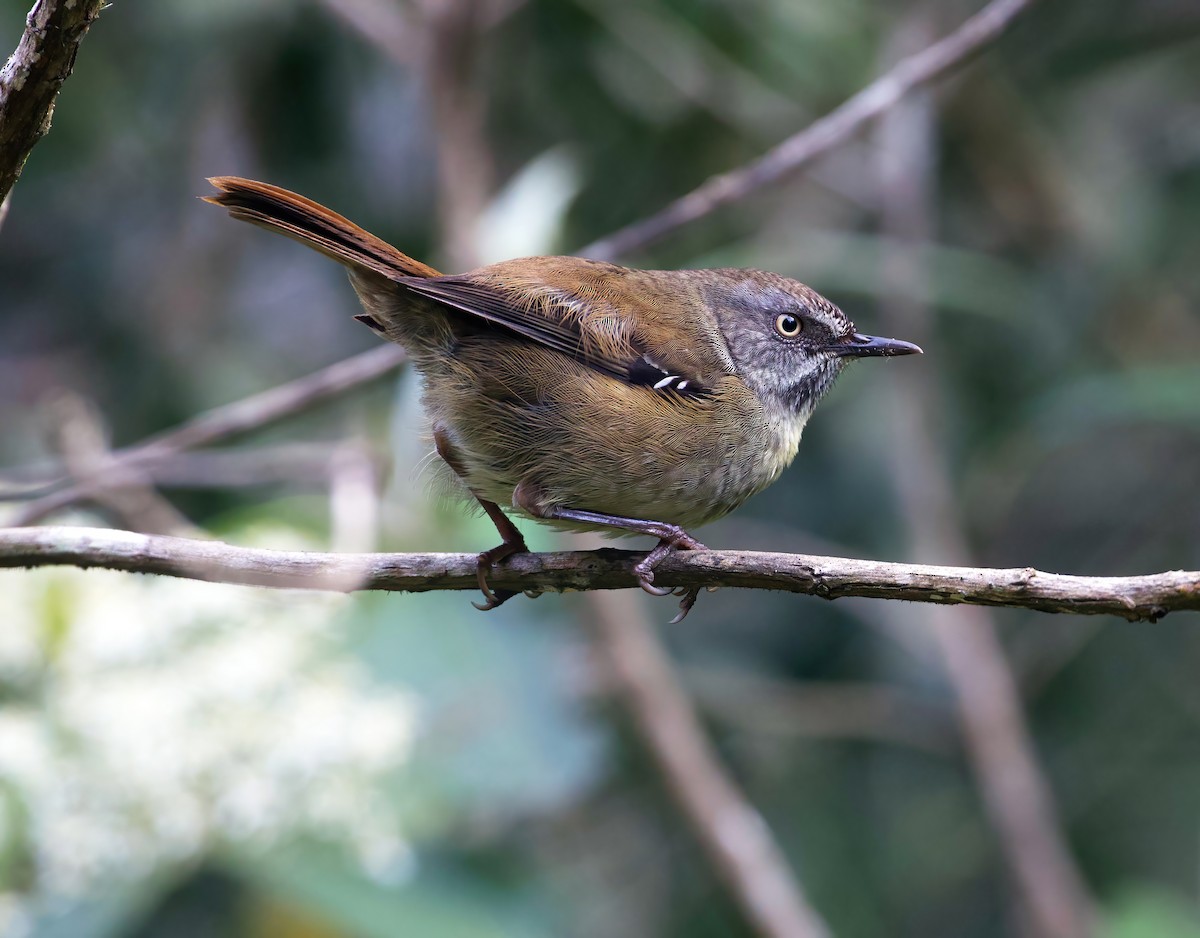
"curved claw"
634,531,708,618
638,578,674,597
472,587,519,612
471,575,513,611
474,543,525,612
476,562,502,607
668,588,701,624
633,558,674,596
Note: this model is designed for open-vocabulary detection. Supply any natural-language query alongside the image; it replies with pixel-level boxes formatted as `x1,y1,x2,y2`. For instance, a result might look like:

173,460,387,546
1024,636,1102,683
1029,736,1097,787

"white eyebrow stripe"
653,375,679,390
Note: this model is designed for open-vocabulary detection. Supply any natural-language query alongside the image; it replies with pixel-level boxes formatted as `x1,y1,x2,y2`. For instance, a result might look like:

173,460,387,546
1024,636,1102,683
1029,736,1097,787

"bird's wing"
400,264,729,396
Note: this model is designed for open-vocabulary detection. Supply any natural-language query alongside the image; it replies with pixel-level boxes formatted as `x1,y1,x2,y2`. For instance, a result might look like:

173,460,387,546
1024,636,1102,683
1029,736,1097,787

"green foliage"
1102,886,1200,938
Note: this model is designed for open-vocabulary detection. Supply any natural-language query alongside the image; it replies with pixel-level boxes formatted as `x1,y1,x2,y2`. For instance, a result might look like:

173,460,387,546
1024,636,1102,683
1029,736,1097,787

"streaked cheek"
783,357,843,412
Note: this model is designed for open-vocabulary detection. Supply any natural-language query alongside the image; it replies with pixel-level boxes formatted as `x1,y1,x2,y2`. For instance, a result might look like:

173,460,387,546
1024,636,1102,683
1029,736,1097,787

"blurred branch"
421,0,492,271
6,344,406,524
580,0,1040,261
574,0,806,140
0,444,361,496
328,438,381,553
95,444,350,489
312,0,524,66
876,24,1096,938
684,670,955,755
312,0,417,65
587,590,831,938
0,0,106,203
45,392,201,538
3,527,1197,620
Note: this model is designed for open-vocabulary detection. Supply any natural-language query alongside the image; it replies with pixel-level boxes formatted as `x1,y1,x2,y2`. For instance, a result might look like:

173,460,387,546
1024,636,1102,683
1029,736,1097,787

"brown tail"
204,176,442,280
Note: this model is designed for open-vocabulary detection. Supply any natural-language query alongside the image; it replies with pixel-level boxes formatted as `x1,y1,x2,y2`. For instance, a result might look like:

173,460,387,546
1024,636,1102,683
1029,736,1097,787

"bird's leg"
433,425,528,611
513,480,704,622
470,500,532,611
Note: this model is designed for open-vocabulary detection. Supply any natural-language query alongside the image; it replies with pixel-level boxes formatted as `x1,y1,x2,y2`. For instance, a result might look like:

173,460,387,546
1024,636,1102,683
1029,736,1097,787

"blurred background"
2,0,1199,936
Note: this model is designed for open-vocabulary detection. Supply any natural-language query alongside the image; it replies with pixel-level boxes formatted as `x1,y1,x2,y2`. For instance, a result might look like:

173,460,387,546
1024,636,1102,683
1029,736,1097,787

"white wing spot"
653,375,679,390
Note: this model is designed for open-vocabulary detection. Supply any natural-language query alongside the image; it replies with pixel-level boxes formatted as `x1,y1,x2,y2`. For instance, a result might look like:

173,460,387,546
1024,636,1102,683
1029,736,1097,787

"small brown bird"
205,177,920,619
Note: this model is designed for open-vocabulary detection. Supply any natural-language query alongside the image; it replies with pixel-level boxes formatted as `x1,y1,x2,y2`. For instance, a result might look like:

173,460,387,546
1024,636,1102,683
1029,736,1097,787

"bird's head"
705,270,921,419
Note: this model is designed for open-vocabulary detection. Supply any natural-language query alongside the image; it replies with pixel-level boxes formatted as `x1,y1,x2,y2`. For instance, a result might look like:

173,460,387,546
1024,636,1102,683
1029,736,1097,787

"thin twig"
6,344,406,525
45,392,200,538
0,444,356,496
876,31,1095,937
0,0,107,203
2,527,1197,620
587,590,831,938
579,0,1040,261
574,0,807,140
684,671,954,755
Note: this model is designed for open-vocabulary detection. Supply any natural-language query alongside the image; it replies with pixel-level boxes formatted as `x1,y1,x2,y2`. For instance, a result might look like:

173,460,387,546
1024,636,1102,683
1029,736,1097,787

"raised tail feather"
203,176,442,281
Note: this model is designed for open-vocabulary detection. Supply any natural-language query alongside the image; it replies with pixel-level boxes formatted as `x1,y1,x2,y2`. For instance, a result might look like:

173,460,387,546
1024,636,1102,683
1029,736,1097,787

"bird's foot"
633,528,706,621
471,536,529,611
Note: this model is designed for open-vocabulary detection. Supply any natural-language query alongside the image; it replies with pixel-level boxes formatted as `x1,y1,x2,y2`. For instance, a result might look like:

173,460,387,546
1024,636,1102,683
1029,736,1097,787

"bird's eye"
775,313,803,338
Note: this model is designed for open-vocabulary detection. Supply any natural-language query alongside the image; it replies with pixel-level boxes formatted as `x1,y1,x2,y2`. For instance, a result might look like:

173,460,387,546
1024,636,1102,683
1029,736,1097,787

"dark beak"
829,333,923,359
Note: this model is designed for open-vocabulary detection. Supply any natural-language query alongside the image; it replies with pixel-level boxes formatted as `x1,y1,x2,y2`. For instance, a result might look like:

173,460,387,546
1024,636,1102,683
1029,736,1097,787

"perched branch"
0,0,107,203
580,0,1040,261
2,527,1196,621
7,344,406,524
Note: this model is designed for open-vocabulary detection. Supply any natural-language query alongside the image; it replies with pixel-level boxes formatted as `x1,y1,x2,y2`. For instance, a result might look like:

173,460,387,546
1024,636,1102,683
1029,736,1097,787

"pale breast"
422,346,811,534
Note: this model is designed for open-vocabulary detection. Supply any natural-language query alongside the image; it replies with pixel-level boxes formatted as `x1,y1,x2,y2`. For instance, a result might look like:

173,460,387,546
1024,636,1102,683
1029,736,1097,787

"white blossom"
0,534,420,934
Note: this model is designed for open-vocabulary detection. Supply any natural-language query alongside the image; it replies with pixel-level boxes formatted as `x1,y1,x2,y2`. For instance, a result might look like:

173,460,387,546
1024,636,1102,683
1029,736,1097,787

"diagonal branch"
2,527,1197,622
0,0,108,203
579,0,1040,261
6,344,407,524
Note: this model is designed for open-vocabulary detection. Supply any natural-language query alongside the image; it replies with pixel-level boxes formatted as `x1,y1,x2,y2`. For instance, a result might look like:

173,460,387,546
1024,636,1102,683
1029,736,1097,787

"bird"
204,176,921,620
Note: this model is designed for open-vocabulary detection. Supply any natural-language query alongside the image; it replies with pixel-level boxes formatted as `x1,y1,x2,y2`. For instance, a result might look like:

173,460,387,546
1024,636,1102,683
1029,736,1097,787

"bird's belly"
427,368,806,534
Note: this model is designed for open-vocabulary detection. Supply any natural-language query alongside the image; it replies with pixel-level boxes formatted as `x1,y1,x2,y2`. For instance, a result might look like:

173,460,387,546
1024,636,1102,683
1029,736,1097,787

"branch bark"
2,527,1196,621
0,0,107,203
579,0,1040,261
